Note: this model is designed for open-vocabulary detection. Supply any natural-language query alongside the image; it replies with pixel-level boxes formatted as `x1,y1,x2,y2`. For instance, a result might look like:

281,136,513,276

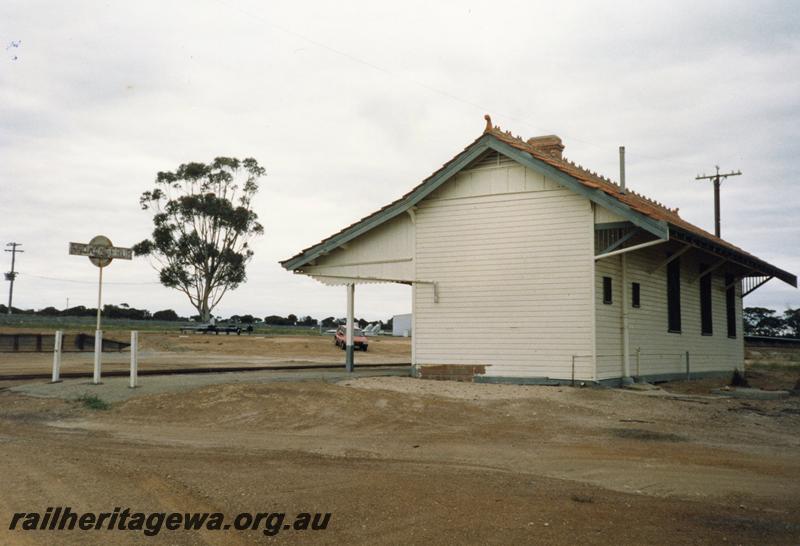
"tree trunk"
200,293,211,322
200,281,212,323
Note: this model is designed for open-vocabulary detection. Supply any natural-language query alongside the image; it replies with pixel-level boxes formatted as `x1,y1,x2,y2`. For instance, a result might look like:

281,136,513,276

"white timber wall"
595,242,744,380
413,152,595,380
302,214,415,283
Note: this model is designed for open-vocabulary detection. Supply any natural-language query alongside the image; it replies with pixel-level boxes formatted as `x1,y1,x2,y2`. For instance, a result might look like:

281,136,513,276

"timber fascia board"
283,133,669,271
282,137,493,271
668,226,797,287
287,134,800,284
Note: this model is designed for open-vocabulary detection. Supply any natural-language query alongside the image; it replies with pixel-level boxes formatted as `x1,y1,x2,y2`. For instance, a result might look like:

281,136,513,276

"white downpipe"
51,330,63,383
129,331,138,388
619,145,632,384
589,206,598,382
621,254,631,381
93,330,102,384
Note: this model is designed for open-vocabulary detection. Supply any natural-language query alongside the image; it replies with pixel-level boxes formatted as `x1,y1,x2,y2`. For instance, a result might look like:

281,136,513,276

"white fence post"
51,330,63,383
129,331,138,388
93,330,102,384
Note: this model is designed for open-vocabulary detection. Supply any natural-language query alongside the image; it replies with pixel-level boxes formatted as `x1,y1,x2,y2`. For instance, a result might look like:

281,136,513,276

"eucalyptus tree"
133,157,265,322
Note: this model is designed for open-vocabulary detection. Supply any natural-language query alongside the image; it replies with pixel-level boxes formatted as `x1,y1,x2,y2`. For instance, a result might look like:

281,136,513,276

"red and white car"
334,325,368,351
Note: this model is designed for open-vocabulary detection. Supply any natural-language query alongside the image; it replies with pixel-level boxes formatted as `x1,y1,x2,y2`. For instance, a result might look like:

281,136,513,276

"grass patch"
610,428,685,442
76,393,111,411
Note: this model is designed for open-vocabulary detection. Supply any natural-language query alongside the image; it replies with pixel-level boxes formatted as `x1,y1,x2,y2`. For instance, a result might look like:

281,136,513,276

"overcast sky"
2,0,798,321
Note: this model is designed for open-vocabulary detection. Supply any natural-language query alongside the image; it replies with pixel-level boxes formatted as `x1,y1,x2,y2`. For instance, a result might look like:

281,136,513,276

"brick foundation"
416,364,486,382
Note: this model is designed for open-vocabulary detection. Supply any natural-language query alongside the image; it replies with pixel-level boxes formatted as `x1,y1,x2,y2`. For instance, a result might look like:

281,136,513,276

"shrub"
77,393,111,411
153,309,180,321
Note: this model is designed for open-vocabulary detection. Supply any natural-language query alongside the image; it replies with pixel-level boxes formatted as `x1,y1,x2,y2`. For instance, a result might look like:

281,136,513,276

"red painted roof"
485,123,751,257
282,117,796,287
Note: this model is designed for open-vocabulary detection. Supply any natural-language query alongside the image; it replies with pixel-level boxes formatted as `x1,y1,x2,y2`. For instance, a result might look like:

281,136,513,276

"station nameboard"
69,242,133,260
69,235,133,268
67,234,135,382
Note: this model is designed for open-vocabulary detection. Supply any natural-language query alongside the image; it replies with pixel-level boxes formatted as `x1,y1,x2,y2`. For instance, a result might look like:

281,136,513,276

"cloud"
1,0,798,319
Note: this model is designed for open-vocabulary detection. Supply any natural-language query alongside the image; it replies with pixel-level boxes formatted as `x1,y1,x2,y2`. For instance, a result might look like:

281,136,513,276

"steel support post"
346,283,355,372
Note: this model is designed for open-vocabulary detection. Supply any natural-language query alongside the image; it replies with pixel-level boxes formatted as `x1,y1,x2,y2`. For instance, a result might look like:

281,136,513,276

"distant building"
281,117,796,384
392,313,412,337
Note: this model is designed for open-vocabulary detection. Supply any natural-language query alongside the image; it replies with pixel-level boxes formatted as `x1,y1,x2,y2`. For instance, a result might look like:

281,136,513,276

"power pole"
696,166,741,238
5,242,24,314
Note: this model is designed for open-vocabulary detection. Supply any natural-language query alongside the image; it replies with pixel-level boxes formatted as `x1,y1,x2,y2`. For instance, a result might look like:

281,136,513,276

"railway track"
0,363,411,382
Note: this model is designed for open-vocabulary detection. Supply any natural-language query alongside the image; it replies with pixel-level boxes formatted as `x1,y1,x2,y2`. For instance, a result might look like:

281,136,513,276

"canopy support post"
346,283,355,372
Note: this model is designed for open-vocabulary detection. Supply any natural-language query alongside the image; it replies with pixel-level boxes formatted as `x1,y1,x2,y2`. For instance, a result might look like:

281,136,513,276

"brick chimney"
526,135,564,159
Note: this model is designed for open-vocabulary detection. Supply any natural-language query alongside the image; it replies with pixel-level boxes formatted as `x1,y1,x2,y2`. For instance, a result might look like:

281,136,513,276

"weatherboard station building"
282,117,796,384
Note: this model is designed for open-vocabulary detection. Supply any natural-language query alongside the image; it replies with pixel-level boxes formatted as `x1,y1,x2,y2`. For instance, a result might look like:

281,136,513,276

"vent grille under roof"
465,150,515,170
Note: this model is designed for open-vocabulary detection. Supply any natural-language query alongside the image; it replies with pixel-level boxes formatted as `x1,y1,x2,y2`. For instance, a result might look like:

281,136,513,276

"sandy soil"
0,333,411,376
1,371,799,545
662,366,799,395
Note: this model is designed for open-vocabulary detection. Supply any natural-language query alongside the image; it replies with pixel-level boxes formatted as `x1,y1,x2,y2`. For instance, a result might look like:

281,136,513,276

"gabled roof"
281,117,796,288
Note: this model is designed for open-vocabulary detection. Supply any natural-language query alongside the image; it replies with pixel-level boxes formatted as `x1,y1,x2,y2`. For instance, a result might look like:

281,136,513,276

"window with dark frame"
632,282,640,308
667,257,681,332
700,264,713,335
725,274,737,338
603,276,612,305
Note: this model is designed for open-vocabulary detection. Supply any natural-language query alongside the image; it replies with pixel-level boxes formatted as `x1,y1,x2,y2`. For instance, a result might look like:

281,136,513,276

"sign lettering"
69,243,133,260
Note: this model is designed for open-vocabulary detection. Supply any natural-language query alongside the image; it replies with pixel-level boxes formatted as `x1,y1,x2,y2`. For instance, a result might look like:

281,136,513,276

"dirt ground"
1,366,799,545
661,366,798,395
0,333,411,376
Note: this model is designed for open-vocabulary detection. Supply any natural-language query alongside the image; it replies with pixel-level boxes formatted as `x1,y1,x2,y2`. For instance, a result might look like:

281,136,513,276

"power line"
212,0,709,172
5,242,23,314
21,273,160,286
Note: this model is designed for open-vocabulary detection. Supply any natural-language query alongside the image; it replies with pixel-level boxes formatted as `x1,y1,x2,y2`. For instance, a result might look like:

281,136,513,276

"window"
725,274,737,338
667,257,681,332
700,265,713,335
603,276,612,304
632,282,640,308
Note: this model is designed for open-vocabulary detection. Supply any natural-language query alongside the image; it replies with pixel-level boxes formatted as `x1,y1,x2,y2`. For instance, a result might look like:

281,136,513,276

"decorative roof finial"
484,114,492,133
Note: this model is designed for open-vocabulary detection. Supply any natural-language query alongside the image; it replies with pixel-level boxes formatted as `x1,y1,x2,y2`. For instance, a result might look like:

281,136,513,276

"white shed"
392,313,412,337
281,116,796,384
